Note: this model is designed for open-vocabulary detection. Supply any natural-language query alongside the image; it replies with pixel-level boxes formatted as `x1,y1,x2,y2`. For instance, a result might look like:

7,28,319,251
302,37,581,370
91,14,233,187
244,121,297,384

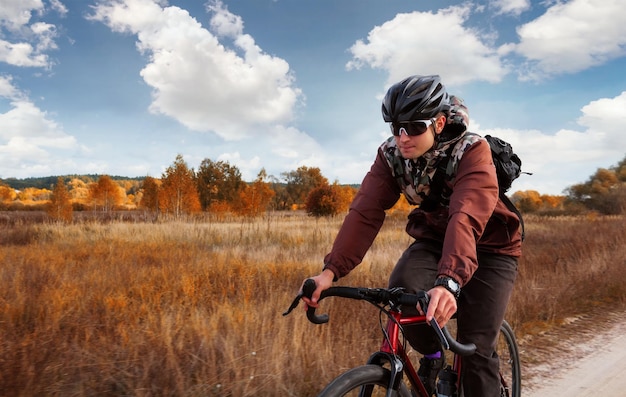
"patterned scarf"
381,133,467,205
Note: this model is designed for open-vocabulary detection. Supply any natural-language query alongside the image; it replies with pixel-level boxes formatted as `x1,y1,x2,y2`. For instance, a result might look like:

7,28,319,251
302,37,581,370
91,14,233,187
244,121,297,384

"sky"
1,0,625,195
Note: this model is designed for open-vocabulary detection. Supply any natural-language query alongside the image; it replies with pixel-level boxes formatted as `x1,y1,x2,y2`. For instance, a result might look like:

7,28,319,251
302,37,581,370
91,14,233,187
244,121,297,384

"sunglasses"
390,119,434,137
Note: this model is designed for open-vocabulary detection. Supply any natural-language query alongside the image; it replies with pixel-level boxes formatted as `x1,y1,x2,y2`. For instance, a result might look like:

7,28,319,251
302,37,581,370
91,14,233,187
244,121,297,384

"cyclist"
302,75,521,397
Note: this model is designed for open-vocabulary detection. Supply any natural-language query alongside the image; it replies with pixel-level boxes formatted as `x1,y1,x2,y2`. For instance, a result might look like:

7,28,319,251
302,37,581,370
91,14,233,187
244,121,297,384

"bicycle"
283,279,521,397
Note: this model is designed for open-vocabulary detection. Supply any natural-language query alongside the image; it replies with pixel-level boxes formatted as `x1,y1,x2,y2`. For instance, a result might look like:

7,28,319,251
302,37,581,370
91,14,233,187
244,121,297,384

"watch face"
447,278,459,292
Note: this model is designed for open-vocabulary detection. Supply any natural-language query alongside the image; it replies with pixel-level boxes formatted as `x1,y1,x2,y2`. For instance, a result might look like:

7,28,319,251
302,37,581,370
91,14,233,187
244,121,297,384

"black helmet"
381,75,449,123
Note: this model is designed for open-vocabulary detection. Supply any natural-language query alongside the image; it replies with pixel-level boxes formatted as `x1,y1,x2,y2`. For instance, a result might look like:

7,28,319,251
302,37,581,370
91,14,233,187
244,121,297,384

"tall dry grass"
0,213,624,396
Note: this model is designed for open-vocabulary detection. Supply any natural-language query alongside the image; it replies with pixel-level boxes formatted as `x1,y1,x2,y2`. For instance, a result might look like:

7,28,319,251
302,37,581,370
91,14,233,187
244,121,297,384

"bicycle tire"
497,320,521,397
317,364,413,397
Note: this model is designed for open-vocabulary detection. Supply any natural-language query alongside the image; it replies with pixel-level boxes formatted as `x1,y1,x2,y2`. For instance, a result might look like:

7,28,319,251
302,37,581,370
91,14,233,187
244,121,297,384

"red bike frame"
378,310,463,397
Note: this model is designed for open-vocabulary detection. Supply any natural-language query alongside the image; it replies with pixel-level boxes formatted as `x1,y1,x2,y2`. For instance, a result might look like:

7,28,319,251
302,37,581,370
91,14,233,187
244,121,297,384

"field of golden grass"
0,212,624,396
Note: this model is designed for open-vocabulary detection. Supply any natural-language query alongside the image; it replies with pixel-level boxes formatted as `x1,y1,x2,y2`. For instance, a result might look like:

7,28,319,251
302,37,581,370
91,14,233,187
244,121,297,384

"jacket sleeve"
323,148,401,280
437,139,499,285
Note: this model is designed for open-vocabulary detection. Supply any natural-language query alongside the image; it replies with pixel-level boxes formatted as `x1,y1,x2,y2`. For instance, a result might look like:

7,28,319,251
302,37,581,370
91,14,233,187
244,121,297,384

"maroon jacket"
323,138,522,287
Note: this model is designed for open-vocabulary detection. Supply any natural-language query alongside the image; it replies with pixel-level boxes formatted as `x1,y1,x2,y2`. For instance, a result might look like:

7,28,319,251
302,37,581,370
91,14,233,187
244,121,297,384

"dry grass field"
0,212,624,396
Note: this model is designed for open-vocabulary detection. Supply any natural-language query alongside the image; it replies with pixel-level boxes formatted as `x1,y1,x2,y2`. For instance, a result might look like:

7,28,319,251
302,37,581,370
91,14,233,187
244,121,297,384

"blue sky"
1,0,625,195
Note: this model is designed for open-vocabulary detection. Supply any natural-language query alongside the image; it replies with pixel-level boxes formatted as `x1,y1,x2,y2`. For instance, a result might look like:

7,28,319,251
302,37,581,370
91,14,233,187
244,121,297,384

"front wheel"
317,364,412,397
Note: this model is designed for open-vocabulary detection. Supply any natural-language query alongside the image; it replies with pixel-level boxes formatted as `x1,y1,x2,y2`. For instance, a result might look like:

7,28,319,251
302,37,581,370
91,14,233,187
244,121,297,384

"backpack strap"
499,191,525,242
421,140,526,242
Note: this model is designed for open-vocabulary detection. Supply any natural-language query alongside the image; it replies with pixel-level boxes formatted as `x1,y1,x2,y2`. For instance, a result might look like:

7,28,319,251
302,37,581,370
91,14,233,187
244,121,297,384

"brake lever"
282,290,303,316
416,294,450,350
283,278,317,316
430,318,450,350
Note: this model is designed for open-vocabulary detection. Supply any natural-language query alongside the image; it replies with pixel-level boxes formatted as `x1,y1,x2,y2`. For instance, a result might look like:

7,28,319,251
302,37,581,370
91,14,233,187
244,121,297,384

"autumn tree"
282,166,328,209
159,154,201,218
234,169,276,218
89,175,124,212
305,183,342,218
511,190,542,213
333,181,357,213
69,178,90,208
510,190,566,214
0,183,15,203
565,162,625,214
139,176,161,213
47,177,73,222
17,187,51,203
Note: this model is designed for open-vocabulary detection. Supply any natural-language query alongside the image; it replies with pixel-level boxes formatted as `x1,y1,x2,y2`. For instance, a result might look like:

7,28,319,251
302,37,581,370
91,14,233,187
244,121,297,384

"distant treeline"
1,175,144,190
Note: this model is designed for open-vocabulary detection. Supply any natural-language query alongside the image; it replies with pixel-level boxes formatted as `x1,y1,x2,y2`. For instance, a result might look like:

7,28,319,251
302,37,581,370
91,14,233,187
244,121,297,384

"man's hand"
301,269,334,308
422,286,457,328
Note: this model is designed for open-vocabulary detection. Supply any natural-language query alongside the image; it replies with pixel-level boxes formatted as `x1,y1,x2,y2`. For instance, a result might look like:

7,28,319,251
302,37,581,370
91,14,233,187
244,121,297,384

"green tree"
282,166,328,209
268,174,289,210
47,177,73,222
196,159,244,211
159,154,201,218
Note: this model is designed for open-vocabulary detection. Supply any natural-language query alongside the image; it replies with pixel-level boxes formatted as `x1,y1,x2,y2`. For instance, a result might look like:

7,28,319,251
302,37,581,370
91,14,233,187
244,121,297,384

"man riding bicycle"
302,75,521,397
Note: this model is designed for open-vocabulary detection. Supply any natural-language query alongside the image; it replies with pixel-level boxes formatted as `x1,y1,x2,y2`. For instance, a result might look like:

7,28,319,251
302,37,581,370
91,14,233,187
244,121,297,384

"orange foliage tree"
510,190,566,213
47,177,73,222
234,169,275,218
333,182,357,214
68,178,90,207
306,184,339,218
139,176,161,213
564,156,626,214
89,175,124,212
17,187,50,203
0,183,16,207
158,155,201,218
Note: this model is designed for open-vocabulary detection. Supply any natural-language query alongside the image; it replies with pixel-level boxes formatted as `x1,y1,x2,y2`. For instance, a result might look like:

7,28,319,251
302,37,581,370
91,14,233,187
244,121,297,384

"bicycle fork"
364,312,431,397
370,313,465,397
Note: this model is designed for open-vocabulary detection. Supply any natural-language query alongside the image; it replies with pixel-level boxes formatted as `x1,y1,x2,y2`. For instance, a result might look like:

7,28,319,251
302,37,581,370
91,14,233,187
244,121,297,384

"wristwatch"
434,276,461,299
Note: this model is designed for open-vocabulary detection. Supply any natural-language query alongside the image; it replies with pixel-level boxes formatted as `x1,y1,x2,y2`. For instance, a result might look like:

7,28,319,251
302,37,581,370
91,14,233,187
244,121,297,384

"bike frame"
366,309,463,397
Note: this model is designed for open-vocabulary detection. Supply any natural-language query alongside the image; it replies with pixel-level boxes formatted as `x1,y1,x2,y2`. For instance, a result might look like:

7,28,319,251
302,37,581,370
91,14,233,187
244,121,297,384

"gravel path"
520,310,626,396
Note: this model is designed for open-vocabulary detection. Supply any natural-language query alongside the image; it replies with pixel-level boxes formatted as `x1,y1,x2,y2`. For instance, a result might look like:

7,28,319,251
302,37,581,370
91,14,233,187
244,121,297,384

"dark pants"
388,241,517,397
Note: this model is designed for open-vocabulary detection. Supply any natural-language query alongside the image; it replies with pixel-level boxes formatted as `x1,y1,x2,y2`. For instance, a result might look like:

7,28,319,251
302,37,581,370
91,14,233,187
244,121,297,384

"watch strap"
434,276,461,299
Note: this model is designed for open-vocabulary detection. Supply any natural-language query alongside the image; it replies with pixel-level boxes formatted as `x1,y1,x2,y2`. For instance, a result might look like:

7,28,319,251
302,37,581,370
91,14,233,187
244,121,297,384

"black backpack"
422,134,528,240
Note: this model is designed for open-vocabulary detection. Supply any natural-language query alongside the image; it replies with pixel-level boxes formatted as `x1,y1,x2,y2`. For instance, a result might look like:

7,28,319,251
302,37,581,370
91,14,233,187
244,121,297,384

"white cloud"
88,0,303,141
0,0,62,68
346,5,509,87
0,76,80,178
0,0,45,31
510,0,626,79
0,75,24,99
48,0,68,16
578,91,626,149
475,92,626,195
490,0,530,16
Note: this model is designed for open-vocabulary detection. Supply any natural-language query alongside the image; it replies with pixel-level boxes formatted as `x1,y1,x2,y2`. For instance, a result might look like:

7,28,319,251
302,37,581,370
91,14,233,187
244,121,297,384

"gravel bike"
284,279,521,397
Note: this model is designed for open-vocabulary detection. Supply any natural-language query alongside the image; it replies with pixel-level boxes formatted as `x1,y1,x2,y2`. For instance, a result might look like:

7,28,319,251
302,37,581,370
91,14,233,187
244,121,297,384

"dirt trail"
520,309,626,396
